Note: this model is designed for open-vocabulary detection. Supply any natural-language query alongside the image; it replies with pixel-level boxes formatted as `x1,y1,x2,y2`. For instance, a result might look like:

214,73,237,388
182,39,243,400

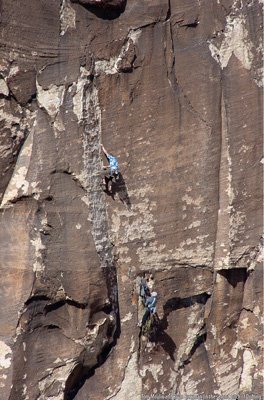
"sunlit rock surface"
0,0,262,399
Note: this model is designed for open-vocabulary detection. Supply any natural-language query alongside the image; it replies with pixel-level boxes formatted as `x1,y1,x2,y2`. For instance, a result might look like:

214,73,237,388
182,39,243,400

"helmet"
151,292,157,297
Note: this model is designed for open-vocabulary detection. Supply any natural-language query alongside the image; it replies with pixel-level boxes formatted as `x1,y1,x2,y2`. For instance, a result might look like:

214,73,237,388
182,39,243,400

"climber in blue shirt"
138,291,158,327
101,143,119,192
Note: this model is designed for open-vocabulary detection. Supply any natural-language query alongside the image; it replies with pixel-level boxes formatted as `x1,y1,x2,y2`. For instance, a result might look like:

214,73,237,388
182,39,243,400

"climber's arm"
101,144,109,159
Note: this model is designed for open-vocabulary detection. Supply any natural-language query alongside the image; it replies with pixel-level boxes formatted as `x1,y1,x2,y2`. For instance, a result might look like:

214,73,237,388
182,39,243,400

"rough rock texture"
0,0,263,399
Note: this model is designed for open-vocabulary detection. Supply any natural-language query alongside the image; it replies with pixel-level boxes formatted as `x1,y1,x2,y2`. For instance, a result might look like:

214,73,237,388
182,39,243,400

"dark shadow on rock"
163,292,210,317
179,331,207,369
149,293,211,361
64,314,119,400
155,315,176,361
64,266,120,400
218,268,248,288
146,314,176,362
71,0,127,20
186,332,206,364
108,172,131,208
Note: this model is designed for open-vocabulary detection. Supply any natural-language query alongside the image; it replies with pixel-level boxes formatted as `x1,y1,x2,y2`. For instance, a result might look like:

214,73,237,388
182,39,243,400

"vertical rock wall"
0,0,262,399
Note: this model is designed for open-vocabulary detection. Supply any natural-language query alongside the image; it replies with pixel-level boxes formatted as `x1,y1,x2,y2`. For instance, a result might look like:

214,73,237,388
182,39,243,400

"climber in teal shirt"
101,143,119,192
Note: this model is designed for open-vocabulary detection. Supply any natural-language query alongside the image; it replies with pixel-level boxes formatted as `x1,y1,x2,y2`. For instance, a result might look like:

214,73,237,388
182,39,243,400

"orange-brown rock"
0,0,262,399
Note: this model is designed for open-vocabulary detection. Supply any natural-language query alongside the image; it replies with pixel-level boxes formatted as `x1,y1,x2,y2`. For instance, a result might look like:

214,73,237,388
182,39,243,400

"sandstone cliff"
0,0,263,399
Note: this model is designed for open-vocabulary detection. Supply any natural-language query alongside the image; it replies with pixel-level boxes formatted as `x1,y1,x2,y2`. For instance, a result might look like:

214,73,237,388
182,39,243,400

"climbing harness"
147,293,157,314
142,312,160,340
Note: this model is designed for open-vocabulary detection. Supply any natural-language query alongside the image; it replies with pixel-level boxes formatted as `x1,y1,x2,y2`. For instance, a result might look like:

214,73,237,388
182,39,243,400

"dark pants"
101,167,111,179
141,308,150,326
101,167,112,191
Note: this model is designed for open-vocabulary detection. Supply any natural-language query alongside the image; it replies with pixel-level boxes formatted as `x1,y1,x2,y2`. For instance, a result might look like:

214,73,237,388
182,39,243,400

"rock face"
0,0,263,399
71,0,126,9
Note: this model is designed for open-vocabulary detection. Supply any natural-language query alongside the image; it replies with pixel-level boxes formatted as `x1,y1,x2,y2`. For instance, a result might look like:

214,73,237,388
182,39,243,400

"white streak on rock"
140,363,164,383
128,29,142,44
187,220,201,229
182,194,204,206
230,341,243,359
54,114,65,136
0,79,9,96
37,362,77,400
60,0,76,36
110,352,142,400
170,303,205,390
0,373,7,388
81,195,90,207
208,14,254,70
95,29,141,76
31,235,46,273
31,237,45,258
121,312,133,323
95,58,118,75
0,100,20,126
178,370,199,395
54,358,63,364
1,166,28,205
37,81,65,119
72,67,90,123
0,341,12,369
9,65,19,77
1,130,34,207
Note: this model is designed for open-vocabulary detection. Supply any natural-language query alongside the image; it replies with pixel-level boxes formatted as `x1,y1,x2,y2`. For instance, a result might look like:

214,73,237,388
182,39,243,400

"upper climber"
145,291,157,313
101,143,119,192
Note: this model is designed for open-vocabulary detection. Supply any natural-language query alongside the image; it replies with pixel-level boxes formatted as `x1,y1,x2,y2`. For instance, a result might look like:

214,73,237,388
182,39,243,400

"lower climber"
138,291,158,328
101,143,119,192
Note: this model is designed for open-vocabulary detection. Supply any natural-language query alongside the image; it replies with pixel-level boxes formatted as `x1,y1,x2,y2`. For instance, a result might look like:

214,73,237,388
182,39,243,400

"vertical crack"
82,77,119,324
166,0,177,91
165,7,212,129
166,0,171,22
213,83,232,271
62,75,122,400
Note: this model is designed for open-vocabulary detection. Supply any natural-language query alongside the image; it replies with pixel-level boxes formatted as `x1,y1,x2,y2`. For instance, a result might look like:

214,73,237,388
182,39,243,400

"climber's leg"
101,167,112,192
108,177,113,193
141,308,150,327
113,169,119,182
